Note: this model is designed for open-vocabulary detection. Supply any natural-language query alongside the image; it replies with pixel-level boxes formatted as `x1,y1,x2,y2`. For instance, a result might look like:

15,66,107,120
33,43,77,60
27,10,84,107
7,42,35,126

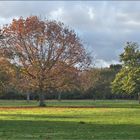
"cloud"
49,8,64,20
88,8,94,20
95,59,120,68
0,1,140,67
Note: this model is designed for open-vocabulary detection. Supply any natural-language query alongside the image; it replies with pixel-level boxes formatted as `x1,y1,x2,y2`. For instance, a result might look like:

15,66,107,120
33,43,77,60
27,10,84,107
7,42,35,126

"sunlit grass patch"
0,100,139,139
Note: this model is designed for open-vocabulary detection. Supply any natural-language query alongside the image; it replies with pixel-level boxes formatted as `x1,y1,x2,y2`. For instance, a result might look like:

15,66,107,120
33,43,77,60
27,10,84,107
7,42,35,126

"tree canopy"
112,42,140,101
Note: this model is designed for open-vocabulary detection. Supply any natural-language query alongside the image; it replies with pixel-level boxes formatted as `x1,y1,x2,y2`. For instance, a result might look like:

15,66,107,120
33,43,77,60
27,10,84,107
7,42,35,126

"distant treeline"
0,64,137,100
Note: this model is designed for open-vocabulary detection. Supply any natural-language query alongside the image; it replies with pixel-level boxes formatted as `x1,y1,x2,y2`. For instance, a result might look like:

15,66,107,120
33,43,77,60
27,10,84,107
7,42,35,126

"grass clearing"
0,99,139,108
0,100,139,140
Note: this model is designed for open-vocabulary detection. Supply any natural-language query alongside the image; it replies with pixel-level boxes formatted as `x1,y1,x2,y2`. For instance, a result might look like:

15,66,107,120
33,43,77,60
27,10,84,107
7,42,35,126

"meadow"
0,100,139,140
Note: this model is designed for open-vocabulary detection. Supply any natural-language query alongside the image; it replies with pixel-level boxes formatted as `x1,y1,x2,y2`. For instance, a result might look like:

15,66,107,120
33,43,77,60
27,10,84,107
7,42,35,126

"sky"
0,1,140,67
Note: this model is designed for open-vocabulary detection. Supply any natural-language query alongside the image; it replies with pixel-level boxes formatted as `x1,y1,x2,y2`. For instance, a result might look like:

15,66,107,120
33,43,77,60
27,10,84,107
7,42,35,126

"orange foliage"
0,16,91,105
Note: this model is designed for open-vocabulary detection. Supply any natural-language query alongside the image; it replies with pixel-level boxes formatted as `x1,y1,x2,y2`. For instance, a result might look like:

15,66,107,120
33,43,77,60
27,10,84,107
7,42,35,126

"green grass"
0,100,139,140
0,99,139,108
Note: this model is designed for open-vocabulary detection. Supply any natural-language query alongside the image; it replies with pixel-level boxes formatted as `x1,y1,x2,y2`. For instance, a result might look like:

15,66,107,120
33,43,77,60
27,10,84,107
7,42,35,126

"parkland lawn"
0,100,139,140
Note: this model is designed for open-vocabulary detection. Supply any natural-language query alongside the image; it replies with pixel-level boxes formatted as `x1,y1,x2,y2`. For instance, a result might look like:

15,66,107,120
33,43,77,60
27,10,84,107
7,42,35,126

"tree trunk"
58,92,61,101
39,93,46,107
92,93,95,101
26,92,30,102
38,80,46,107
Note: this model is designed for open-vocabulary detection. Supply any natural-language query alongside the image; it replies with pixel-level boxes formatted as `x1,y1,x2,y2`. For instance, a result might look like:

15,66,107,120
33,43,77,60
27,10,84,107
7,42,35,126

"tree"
55,66,80,101
13,67,35,102
0,16,91,106
89,68,116,99
109,64,122,72
112,42,140,103
79,68,101,99
79,65,121,100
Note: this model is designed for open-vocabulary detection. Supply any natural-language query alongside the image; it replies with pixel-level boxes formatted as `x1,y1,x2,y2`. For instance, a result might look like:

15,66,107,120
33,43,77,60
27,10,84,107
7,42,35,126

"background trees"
81,65,122,100
0,16,139,103
0,16,90,106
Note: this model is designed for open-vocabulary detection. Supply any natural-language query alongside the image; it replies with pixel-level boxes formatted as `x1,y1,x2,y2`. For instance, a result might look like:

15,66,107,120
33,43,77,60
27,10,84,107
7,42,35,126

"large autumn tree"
112,42,140,103
0,16,91,106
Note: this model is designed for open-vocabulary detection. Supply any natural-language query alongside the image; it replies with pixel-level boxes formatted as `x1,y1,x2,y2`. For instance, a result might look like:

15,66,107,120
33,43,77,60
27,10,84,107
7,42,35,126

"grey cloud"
0,1,140,67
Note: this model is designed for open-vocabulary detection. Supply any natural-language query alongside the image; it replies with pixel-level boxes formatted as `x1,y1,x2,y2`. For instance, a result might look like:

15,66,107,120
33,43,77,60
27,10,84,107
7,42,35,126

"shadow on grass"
0,119,140,140
0,100,140,109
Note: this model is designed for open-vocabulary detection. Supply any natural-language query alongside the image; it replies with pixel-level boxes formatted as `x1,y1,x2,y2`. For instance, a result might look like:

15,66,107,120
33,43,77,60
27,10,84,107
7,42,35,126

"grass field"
0,100,139,140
